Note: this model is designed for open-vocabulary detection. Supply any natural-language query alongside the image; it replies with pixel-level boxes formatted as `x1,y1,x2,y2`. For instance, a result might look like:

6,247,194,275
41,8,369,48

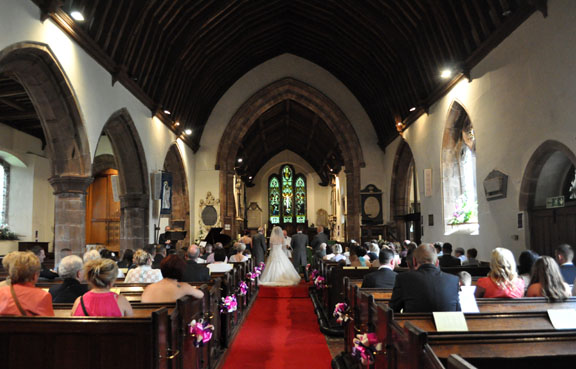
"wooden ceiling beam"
0,97,27,112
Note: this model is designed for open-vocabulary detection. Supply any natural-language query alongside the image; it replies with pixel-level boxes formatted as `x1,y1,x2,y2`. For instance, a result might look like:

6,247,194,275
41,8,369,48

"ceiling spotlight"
184,129,192,135
249,176,253,180
440,69,452,79
70,11,85,21
163,109,171,115
174,122,180,127
237,158,243,163
409,107,416,112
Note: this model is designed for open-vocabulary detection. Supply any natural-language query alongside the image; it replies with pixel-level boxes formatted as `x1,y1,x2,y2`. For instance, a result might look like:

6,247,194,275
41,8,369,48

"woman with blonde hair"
527,256,571,300
475,248,524,298
72,259,133,316
124,249,163,283
0,251,54,316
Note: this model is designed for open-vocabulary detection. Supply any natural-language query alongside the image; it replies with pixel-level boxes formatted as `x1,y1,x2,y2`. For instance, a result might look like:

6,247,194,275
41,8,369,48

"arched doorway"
520,140,576,255
162,144,191,248
390,140,420,243
0,42,91,261
101,108,149,252
216,78,365,240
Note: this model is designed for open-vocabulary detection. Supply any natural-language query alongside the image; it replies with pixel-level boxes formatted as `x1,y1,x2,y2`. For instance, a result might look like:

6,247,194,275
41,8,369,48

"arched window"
0,159,9,225
269,164,307,225
442,102,478,233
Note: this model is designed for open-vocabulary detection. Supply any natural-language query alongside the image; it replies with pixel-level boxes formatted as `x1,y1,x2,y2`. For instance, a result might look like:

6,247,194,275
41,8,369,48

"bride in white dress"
259,226,301,286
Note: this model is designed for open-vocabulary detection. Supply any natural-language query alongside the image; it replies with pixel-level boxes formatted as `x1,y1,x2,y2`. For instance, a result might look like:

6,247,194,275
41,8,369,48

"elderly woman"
72,259,133,316
124,249,163,283
475,248,524,298
207,248,233,274
141,255,204,303
332,244,346,263
0,251,54,316
49,255,89,303
229,243,249,262
527,256,571,300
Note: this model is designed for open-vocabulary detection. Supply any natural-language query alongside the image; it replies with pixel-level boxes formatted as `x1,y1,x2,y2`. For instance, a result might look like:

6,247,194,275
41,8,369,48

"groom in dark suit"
291,225,309,281
361,248,397,288
252,226,267,265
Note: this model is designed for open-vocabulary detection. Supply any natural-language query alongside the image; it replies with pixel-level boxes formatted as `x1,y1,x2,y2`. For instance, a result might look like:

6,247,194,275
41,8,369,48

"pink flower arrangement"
253,265,263,277
246,272,255,281
220,295,238,313
189,319,214,348
333,302,350,325
352,332,382,366
238,281,248,296
313,275,325,289
310,269,320,281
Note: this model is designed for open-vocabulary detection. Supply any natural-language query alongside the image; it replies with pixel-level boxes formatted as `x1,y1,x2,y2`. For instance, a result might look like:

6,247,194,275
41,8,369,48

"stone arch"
519,140,576,211
92,154,118,175
0,42,92,258
163,144,191,247
390,140,417,241
102,108,149,251
217,77,365,240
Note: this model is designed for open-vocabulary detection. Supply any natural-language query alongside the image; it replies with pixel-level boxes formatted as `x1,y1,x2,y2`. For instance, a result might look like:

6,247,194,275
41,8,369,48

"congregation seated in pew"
207,248,233,274
49,255,89,303
475,247,524,298
124,249,163,283
182,244,210,282
229,242,249,263
526,255,571,300
0,251,54,316
361,249,397,289
72,258,133,317
142,255,204,303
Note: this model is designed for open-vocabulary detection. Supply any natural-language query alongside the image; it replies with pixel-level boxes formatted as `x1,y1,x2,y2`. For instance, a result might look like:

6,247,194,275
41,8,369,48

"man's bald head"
413,244,438,268
187,244,200,260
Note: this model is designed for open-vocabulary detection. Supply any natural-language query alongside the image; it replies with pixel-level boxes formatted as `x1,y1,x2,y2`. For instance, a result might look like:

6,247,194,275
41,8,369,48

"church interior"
1,0,576,368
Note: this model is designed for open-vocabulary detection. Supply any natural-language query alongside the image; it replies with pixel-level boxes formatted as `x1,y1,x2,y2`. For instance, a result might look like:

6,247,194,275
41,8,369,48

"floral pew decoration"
220,295,238,314
313,275,325,289
352,332,382,367
238,280,248,296
333,302,351,325
189,318,215,348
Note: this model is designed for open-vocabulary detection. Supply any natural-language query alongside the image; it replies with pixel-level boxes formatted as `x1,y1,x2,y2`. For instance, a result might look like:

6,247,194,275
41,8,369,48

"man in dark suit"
152,244,166,269
252,226,267,264
555,244,576,284
389,244,460,313
49,255,89,303
291,225,309,280
362,249,397,288
31,245,58,280
182,244,210,282
438,243,461,267
311,226,329,254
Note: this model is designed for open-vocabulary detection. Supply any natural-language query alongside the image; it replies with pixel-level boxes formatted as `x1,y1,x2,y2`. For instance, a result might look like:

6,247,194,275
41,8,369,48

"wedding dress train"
258,243,301,286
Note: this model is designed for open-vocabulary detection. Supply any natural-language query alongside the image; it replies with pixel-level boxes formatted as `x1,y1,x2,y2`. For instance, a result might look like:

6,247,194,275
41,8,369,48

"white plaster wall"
194,54,386,239
0,0,183,243
395,0,576,261
0,123,54,251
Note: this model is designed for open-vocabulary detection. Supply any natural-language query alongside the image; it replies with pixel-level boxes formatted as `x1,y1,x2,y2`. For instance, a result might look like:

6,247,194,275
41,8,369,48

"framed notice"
424,169,432,197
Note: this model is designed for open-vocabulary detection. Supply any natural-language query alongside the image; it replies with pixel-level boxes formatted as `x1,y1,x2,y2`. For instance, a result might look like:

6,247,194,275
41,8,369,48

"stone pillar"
120,193,149,252
49,176,93,262
346,169,361,242
220,169,237,238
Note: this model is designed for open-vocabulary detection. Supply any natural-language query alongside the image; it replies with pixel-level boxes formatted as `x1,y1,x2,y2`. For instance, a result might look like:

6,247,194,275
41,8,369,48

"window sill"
444,222,479,236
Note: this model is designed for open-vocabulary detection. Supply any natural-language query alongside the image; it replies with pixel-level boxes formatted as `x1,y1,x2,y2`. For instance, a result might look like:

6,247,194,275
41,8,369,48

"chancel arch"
441,101,478,235
0,42,91,260
390,140,420,243
100,108,149,252
520,140,576,255
216,78,364,239
162,144,191,247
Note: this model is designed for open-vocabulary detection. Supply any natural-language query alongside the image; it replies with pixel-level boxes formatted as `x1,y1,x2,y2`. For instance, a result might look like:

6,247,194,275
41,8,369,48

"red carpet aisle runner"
221,282,332,369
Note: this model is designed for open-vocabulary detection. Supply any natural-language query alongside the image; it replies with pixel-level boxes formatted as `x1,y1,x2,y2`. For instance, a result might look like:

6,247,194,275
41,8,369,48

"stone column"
119,193,149,252
220,169,237,238
49,176,93,262
346,169,361,242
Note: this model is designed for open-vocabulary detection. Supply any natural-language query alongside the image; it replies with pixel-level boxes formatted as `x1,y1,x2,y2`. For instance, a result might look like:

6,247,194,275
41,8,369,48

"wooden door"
530,204,576,256
86,169,120,251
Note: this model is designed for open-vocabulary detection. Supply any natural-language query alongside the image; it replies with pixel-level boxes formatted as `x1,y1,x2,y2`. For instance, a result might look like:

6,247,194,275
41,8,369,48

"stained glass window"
268,165,307,225
269,175,280,224
295,175,306,223
281,165,294,223
0,160,8,225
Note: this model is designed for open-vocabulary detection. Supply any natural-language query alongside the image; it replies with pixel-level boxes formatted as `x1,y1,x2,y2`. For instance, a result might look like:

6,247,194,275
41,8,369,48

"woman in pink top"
72,259,133,317
475,248,524,298
526,256,571,300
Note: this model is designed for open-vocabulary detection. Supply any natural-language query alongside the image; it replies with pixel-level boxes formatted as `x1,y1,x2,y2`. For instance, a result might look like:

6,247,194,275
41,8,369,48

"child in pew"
526,256,571,300
458,271,479,313
141,255,204,303
72,259,133,317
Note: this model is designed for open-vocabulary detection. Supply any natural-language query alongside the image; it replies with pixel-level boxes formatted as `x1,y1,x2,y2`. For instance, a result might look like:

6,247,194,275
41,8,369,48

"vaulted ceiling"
4,1,545,175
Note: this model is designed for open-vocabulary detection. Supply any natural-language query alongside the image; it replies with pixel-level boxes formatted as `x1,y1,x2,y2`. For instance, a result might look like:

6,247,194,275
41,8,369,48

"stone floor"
324,334,345,359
